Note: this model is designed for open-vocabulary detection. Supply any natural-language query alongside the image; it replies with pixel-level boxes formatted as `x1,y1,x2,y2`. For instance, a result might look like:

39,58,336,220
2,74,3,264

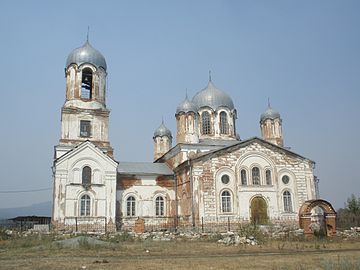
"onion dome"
192,80,234,111
153,121,172,139
66,40,107,70
176,94,198,114
260,104,281,122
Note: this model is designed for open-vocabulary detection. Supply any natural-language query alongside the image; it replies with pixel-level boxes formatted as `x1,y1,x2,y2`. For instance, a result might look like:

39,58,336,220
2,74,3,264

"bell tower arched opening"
81,68,93,100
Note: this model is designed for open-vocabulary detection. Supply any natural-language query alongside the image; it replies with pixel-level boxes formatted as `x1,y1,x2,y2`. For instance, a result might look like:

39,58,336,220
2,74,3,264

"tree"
346,194,360,215
337,194,360,229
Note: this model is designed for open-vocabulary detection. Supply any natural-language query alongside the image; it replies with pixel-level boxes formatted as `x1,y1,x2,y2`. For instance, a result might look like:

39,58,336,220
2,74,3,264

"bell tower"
56,39,113,158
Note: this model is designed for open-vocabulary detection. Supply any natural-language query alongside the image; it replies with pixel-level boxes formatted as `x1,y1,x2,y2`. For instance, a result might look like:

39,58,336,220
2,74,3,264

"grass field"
0,234,359,270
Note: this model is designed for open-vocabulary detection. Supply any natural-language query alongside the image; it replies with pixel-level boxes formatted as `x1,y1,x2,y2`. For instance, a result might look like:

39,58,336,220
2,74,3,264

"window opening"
155,196,164,216
80,120,91,137
127,196,136,217
219,111,229,134
283,191,292,212
80,195,90,216
81,68,93,100
221,191,231,213
82,166,91,186
282,175,290,184
252,167,260,185
265,170,272,185
201,112,211,135
221,174,230,184
241,169,247,185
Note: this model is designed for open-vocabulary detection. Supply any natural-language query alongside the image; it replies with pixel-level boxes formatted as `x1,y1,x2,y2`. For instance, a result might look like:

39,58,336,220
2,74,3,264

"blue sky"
0,0,359,210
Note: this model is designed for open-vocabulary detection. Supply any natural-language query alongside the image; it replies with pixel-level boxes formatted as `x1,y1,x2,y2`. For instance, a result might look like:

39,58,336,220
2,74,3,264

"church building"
52,40,318,232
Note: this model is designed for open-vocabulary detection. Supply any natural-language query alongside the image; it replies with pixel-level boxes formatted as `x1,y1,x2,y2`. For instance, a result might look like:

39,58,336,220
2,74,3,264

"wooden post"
75,217,78,232
228,217,230,232
201,217,204,233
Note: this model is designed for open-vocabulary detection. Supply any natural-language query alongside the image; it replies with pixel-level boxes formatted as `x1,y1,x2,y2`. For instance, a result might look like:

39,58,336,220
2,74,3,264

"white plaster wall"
53,142,117,225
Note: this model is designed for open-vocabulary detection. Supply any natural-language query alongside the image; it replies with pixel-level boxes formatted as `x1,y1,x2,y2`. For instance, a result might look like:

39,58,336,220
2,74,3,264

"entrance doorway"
250,196,269,224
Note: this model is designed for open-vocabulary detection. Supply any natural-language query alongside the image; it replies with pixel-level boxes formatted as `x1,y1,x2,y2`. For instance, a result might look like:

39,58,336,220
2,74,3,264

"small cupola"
153,121,172,160
176,94,198,115
66,40,107,71
260,101,284,147
153,121,172,140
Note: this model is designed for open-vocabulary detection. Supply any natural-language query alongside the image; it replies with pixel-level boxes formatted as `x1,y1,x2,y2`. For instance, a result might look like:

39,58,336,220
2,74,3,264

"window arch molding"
219,188,233,214
278,169,296,186
215,167,235,186
235,151,276,181
264,167,273,186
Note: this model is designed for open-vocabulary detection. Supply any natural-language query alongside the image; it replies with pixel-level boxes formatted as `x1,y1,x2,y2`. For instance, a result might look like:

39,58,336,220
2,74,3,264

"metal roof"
66,41,107,70
117,162,173,175
260,105,281,122
192,80,234,111
176,95,198,114
153,122,172,139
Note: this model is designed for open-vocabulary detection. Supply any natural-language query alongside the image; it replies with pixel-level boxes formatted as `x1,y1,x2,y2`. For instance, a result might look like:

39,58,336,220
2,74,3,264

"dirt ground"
0,237,359,270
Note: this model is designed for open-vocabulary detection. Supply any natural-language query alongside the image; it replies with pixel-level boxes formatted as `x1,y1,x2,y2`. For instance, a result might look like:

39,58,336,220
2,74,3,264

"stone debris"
54,236,114,248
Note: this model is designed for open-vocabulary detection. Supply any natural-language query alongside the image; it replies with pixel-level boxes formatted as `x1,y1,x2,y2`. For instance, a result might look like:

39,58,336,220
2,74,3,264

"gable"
55,141,118,169
190,137,314,168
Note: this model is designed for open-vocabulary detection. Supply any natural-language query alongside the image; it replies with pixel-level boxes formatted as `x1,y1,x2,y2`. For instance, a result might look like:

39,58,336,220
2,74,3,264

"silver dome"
192,80,234,111
153,122,172,139
176,95,198,114
260,106,281,122
66,41,107,70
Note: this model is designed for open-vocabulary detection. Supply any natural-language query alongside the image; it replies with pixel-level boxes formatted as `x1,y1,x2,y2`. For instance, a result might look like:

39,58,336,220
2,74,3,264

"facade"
52,40,317,231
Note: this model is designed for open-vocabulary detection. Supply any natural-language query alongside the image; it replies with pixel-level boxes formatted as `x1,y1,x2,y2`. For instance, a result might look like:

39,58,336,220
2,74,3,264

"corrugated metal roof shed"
117,162,173,175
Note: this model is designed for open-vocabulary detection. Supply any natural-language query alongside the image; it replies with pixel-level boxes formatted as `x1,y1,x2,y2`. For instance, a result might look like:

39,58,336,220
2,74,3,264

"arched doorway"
299,199,336,238
250,196,269,224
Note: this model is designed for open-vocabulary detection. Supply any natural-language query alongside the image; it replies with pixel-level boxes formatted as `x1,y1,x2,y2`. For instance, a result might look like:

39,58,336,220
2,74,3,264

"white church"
52,40,318,232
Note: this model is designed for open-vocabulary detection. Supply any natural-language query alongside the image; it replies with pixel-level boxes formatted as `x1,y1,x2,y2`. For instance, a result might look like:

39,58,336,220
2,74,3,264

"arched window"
80,194,90,216
81,68,93,100
241,169,247,185
252,167,260,185
221,191,231,213
155,196,164,216
265,170,272,185
201,112,211,135
82,166,91,185
283,191,292,212
126,196,136,217
219,111,229,135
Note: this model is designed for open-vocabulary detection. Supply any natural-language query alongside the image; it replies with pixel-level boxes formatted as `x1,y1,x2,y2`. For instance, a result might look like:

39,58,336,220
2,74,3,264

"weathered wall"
186,141,315,225
116,174,175,230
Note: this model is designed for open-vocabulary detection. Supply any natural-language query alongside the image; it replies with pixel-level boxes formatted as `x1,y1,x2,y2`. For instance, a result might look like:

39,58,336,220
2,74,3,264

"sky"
0,0,359,210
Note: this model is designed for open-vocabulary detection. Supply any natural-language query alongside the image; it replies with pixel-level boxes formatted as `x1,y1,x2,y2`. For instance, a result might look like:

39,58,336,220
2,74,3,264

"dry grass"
0,235,359,270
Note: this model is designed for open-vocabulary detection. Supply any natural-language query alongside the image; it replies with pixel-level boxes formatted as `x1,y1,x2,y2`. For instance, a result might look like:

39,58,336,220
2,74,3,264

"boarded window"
219,111,229,134
80,120,91,137
155,196,164,216
80,195,90,216
127,196,136,217
252,167,260,185
241,169,247,185
265,170,272,185
221,191,231,213
81,68,93,100
82,166,91,185
201,112,211,135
